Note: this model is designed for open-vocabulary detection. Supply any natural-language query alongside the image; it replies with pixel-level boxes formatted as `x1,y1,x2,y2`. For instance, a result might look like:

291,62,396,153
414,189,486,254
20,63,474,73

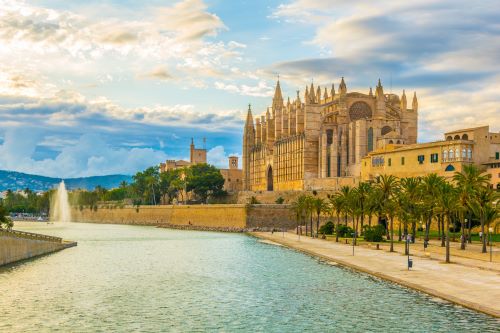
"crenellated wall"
71,204,296,231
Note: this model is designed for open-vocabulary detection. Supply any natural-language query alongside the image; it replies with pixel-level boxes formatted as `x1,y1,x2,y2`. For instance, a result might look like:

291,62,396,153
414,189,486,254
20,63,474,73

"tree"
420,174,445,245
290,195,307,236
469,187,497,253
453,165,490,249
312,197,327,238
186,164,225,203
0,204,13,230
435,182,458,263
356,182,371,235
329,193,343,242
374,175,399,252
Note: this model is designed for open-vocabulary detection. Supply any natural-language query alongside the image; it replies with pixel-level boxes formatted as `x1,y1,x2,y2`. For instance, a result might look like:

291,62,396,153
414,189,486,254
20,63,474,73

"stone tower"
242,104,255,190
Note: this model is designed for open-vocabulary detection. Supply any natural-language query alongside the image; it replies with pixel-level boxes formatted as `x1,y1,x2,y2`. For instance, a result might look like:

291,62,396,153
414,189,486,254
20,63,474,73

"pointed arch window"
449,149,454,159
445,164,455,172
368,127,374,152
443,150,448,161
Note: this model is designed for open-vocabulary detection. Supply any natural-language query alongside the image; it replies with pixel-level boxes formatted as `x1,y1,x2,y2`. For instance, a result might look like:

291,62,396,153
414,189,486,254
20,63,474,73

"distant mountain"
0,170,133,192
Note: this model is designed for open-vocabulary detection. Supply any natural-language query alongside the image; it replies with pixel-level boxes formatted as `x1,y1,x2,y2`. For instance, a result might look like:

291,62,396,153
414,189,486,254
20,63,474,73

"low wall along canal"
72,204,296,231
0,230,76,266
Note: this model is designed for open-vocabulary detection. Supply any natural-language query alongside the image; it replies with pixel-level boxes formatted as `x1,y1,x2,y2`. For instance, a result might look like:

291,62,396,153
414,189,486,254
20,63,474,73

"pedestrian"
479,231,483,241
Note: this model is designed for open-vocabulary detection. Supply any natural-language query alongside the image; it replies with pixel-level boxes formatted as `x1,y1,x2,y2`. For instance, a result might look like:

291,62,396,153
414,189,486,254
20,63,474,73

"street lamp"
407,234,413,270
489,227,494,263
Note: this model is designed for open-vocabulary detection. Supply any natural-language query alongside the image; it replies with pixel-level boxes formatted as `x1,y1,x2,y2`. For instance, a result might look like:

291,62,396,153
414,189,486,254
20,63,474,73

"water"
1,223,498,332
50,181,71,222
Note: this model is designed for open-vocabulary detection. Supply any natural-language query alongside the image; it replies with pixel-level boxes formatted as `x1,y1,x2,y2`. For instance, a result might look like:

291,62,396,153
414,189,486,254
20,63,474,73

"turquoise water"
1,222,498,332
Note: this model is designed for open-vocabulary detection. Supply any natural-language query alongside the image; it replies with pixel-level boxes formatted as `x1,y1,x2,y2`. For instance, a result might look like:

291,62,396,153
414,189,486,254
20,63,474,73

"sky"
0,0,499,178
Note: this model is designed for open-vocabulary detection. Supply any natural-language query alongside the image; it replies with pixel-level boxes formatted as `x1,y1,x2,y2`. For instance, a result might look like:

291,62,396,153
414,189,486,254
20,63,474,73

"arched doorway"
267,166,273,191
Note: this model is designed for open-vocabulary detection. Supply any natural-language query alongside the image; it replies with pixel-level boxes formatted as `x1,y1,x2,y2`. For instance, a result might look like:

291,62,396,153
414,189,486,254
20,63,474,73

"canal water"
1,222,498,332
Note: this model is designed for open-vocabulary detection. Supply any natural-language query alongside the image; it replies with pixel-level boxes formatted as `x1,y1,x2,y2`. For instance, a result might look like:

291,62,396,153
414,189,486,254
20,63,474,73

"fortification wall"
0,231,73,266
72,204,296,231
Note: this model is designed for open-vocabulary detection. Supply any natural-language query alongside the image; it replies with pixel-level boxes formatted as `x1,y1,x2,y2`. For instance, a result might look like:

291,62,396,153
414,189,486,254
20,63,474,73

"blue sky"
0,0,499,177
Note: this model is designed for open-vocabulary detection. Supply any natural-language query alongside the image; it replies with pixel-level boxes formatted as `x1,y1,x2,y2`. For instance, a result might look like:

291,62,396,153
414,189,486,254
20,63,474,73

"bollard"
345,239,348,244
408,258,413,269
376,244,380,250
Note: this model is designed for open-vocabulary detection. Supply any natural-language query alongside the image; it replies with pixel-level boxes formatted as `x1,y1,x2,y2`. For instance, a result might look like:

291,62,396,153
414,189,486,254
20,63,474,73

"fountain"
50,181,72,223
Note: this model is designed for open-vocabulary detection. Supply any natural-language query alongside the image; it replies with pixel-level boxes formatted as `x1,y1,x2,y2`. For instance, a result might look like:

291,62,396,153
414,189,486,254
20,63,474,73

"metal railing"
0,229,62,243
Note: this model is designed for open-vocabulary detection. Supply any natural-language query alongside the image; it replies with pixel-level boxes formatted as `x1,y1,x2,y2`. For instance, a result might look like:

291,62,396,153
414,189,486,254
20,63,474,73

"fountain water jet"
50,181,72,223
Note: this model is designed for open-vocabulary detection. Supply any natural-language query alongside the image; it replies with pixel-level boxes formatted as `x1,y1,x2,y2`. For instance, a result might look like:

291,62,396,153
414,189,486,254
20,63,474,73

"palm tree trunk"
316,213,320,238
344,214,348,226
412,221,416,243
481,216,487,253
446,214,450,263
360,214,364,236
460,211,466,250
437,216,441,240
354,216,359,246
467,211,472,243
310,214,313,238
441,216,446,247
305,217,308,236
336,213,340,242
390,216,394,252
398,220,402,241
425,216,431,244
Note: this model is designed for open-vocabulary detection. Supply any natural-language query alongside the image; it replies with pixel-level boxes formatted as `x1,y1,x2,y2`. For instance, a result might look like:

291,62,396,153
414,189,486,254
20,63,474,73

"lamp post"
489,227,493,263
407,234,413,270
352,232,355,256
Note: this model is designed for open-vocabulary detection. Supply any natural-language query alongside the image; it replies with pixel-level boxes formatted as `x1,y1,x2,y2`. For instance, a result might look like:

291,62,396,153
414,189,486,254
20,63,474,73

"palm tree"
420,174,445,245
469,187,497,253
290,195,307,236
338,186,352,227
399,177,422,243
453,165,490,249
356,182,371,235
435,182,458,263
329,193,343,242
374,175,399,252
312,197,327,238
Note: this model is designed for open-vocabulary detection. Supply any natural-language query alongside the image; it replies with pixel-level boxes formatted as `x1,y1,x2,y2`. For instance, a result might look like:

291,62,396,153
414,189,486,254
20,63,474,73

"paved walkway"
251,231,500,318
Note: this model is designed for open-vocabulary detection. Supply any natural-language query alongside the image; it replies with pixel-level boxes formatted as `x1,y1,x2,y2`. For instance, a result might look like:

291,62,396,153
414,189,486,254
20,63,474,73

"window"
443,150,448,161
455,149,460,160
401,157,405,165
449,149,454,159
367,128,374,152
430,153,439,163
388,158,392,166
418,155,425,164
496,152,499,160
462,149,466,158
445,164,455,172
467,148,472,159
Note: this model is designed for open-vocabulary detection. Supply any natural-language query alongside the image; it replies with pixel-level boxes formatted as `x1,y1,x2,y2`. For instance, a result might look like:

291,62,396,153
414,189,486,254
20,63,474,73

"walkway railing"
0,229,62,243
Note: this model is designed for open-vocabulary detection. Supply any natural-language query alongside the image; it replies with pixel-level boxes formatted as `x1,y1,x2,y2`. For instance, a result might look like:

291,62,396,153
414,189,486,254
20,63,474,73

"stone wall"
71,204,296,231
0,231,74,266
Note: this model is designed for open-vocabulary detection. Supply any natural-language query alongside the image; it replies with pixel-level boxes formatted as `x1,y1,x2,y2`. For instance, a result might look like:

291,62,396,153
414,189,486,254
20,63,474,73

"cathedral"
242,78,418,191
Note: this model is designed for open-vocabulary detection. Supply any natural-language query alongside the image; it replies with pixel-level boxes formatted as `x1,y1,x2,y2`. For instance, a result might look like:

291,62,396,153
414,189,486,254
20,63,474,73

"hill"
0,170,133,192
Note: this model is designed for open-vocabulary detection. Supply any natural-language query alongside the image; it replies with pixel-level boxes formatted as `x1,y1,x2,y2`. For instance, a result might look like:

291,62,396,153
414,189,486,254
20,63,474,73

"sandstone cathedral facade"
242,78,418,191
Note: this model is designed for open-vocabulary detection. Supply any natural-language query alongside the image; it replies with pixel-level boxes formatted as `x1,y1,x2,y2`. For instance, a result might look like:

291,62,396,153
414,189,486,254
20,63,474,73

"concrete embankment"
251,232,500,318
0,230,76,266
72,204,296,231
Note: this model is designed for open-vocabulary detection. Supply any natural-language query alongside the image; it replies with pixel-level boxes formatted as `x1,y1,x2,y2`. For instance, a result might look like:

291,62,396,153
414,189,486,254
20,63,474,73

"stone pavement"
251,231,500,318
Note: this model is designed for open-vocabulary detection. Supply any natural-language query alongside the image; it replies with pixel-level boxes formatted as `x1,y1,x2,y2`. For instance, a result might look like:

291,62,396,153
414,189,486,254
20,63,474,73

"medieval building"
242,78,418,191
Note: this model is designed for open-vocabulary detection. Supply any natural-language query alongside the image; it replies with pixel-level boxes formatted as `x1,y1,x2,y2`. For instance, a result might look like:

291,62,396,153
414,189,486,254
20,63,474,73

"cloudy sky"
0,0,499,178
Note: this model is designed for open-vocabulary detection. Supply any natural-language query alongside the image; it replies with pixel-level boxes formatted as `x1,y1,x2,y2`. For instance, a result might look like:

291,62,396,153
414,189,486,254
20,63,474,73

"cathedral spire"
324,87,328,100
272,79,284,111
339,77,347,95
375,78,384,98
309,82,315,103
401,90,407,111
245,104,254,129
305,85,309,104
330,84,335,98
316,85,321,102
369,87,373,96
412,91,418,112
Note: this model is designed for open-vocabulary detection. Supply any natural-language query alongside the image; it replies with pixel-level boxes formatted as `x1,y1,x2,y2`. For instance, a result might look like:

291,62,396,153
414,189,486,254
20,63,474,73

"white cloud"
214,80,274,97
207,145,241,168
0,129,167,177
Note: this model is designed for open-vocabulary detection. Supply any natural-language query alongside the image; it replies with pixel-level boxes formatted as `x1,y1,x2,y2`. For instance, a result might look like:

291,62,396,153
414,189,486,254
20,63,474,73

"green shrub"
275,197,285,204
337,225,354,237
249,196,261,204
363,225,386,242
319,221,334,235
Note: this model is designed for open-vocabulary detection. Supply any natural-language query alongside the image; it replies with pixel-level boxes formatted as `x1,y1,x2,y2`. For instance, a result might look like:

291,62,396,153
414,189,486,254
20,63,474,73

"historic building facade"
242,78,418,191
361,126,500,185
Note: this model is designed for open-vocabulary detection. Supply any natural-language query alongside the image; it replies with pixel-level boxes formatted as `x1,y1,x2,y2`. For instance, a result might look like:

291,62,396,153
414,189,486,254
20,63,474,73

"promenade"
251,231,500,318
